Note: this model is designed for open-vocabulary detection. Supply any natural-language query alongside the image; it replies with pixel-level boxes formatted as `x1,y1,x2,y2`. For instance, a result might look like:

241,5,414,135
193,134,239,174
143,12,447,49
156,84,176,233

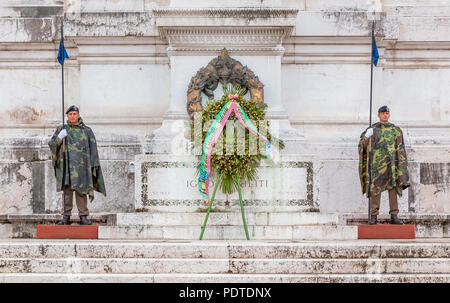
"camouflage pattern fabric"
49,117,106,201
358,122,410,197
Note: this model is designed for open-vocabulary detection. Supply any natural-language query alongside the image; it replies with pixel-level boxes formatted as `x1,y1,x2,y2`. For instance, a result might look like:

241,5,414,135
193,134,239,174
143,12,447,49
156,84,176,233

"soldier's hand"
57,129,67,140
364,128,373,138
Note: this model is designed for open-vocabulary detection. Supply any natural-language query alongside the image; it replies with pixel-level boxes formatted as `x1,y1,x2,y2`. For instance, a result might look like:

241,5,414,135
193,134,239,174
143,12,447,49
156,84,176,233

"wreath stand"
199,175,250,240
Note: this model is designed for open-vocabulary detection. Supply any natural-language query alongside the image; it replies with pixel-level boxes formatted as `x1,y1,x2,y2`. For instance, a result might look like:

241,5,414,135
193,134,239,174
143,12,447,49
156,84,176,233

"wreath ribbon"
198,96,273,199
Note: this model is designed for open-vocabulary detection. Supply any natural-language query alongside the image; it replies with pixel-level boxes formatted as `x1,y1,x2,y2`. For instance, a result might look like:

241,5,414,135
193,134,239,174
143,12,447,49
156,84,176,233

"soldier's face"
67,111,79,124
378,111,390,123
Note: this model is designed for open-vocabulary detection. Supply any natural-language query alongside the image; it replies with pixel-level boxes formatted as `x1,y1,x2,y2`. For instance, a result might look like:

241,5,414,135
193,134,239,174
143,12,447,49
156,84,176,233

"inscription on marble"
138,160,313,207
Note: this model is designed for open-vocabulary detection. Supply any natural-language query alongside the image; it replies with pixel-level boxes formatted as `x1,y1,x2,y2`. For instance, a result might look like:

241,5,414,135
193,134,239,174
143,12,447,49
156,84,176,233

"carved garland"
186,49,264,120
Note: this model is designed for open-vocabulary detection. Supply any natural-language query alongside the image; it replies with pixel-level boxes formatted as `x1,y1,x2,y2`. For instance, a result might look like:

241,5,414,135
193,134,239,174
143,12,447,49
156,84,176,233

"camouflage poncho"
358,122,410,197
48,117,106,201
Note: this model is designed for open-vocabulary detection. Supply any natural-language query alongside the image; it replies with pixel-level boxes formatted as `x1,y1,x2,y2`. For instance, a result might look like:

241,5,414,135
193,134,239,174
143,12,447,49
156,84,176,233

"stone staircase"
100,212,357,240
1,240,450,282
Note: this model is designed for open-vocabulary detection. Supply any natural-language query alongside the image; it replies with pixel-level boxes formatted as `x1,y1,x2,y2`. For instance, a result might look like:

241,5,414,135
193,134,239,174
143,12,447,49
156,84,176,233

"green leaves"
195,84,284,195
223,83,247,97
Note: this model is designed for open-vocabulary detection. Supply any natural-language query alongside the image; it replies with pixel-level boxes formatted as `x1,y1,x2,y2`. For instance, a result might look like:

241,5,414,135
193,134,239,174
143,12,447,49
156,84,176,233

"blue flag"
57,39,69,65
372,36,379,66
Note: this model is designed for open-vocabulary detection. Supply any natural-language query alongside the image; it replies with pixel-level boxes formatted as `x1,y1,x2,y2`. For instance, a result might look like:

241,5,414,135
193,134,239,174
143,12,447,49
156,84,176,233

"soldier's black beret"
378,105,390,113
65,105,79,114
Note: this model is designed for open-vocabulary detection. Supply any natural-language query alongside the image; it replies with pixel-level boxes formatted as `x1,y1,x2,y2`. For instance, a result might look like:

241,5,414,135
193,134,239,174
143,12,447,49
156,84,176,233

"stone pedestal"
357,224,415,239
36,225,99,239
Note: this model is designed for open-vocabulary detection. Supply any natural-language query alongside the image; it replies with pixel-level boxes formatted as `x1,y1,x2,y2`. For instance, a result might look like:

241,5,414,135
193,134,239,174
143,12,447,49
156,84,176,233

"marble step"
2,240,450,281
2,273,450,283
98,225,358,240
1,257,450,275
3,240,450,259
110,212,340,227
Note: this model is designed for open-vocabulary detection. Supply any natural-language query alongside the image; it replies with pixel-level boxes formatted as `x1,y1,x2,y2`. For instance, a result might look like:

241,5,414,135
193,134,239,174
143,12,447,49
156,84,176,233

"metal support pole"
236,176,250,240
199,175,221,240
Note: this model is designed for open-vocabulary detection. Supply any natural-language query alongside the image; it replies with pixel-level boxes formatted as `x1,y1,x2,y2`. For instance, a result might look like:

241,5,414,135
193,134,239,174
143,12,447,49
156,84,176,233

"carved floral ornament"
186,49,264,120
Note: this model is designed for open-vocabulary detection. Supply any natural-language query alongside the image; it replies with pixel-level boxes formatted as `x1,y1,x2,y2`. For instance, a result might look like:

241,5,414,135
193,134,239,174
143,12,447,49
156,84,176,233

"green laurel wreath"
192,84,284,196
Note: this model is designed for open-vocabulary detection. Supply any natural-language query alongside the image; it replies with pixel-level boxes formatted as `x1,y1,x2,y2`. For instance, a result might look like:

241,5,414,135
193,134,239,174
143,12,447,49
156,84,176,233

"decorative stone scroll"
186,49,264,120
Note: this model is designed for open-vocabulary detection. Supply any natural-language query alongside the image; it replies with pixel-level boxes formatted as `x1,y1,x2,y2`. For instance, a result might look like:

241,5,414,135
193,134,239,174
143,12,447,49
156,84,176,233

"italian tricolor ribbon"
198,95,273,199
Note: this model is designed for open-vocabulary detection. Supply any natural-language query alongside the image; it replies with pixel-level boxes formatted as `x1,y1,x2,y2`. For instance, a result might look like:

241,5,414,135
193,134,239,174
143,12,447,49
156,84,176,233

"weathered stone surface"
2,273,450,283
114,212,269,226
0,1,449,218
3,257,450,275
74,0,147,13
113,212,339,226
0,273,156,283
0,214,110,238
0,162,33,214
228,258,450,274
0,241,228,259
268,212,339,225
0,18,54,42
314,274,450,283
294,11,394,38
1,239,450,282
88,161,135,213
0,136,141,215
0,258,230,274
229,242,378,259
293,226,358,240
3,239,450,259
64,12,157,37
0,224,12,239
98,225,357,240
99,226,163,240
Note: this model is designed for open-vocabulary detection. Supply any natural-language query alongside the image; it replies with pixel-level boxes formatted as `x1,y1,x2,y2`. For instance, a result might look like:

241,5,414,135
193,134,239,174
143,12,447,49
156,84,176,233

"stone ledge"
0,213,111,225
1,257,450,275
2,239,450,258
1,273,450,283
0,213,113,238
342,213,450,238
1,213,449,239
98,225,357,240
342,213,450,225
113,212,339,226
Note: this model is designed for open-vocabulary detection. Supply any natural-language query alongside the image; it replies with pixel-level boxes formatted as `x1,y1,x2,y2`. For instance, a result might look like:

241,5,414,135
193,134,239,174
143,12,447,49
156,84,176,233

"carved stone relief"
186,49,264,119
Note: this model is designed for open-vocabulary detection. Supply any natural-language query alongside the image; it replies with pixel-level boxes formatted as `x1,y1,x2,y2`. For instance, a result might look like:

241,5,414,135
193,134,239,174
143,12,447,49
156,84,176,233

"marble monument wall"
0,0,449,215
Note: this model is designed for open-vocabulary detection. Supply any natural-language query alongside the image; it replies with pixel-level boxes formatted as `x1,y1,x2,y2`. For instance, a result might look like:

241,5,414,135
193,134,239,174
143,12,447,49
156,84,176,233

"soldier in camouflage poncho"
49,105,106,225
358,106,410,225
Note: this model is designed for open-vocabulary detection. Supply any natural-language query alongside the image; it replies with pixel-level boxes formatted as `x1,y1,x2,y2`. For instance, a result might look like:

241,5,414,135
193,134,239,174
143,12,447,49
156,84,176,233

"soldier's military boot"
369,215,377,225
79,215,92,225
57,215,71,225
390,214,403,225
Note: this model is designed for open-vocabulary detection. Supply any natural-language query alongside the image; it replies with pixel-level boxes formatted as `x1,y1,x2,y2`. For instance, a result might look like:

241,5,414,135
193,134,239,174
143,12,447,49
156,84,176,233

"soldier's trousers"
370,189,399,216
62,188,89,216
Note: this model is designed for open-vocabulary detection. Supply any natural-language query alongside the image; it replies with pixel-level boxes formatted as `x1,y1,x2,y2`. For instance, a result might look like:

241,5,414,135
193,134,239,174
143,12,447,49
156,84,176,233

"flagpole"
61,16,67,219
367,20,375,223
